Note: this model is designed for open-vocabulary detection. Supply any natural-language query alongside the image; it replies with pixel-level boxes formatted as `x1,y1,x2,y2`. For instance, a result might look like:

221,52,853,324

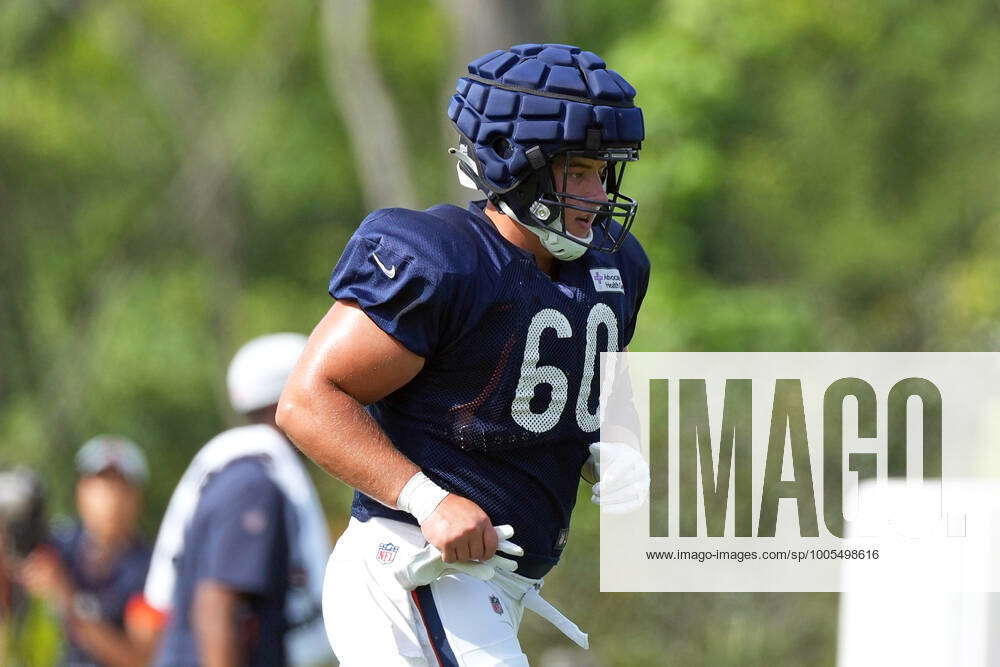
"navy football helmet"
448,43,644,260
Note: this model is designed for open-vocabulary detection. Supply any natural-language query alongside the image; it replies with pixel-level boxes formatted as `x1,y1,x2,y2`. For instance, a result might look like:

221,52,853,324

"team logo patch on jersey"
489,594,503,615
590,268,624,293
375,541,400,564
241,509,267,535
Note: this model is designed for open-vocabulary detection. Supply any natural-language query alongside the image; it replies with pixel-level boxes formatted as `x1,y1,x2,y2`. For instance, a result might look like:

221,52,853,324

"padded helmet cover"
448,43,644,194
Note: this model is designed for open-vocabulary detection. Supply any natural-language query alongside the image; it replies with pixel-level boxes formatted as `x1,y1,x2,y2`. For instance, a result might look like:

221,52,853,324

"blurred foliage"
2,0,999,664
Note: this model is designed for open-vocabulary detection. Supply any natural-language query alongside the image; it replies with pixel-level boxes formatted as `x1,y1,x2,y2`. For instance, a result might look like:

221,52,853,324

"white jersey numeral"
511,309,572,433
510,303,619,434
576,303,619,432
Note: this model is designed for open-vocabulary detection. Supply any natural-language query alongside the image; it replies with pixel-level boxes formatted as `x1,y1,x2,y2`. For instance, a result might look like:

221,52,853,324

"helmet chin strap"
450,144,591,262
497,200,592,262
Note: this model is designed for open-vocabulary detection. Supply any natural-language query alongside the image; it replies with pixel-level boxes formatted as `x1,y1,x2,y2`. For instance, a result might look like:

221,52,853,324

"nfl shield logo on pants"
375,542,399,564
489,594,503,615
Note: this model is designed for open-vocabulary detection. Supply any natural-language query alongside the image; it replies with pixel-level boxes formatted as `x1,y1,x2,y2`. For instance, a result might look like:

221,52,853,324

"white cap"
76,435,149,485
226,333,308,414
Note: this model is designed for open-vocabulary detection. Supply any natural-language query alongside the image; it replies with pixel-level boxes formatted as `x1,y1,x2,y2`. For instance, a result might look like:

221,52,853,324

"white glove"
393,524,524,591
587,442,650,514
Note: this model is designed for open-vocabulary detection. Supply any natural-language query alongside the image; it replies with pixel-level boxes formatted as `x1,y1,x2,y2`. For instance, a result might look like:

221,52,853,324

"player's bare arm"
192,581,244,667
277,300,499,563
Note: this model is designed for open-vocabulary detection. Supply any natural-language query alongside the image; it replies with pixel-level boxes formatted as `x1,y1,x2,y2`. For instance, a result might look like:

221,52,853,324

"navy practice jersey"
328,201,649,578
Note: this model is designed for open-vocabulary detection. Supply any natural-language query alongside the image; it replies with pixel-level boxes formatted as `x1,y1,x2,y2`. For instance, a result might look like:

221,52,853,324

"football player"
278,43,650,666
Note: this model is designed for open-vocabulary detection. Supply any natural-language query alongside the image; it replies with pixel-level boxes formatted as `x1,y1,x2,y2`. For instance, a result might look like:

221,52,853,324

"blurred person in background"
20,436,152,666
141,333,332,667
0,467,58,665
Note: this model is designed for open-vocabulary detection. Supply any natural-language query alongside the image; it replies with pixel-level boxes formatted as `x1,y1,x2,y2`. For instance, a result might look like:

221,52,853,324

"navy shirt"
329,201,650,577
52,523,151,667
155,458,291,667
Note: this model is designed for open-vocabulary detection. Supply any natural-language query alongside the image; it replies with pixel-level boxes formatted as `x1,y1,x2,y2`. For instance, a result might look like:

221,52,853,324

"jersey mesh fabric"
329,202,649,578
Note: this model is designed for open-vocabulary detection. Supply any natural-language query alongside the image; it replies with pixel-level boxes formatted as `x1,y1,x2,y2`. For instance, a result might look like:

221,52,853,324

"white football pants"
323,516,533,666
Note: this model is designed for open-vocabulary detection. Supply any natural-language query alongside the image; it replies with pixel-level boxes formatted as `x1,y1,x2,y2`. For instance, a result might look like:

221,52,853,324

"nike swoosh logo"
371,251,396,279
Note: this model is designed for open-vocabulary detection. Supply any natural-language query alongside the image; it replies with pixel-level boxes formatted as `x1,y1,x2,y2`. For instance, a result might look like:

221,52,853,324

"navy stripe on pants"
411,585,459,667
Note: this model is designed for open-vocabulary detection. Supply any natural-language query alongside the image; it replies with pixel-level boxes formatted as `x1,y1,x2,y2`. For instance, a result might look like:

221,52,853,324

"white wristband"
395,471,449,524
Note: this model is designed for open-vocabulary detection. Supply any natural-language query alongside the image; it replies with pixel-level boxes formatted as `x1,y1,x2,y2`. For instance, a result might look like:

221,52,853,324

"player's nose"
583,171,608,203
